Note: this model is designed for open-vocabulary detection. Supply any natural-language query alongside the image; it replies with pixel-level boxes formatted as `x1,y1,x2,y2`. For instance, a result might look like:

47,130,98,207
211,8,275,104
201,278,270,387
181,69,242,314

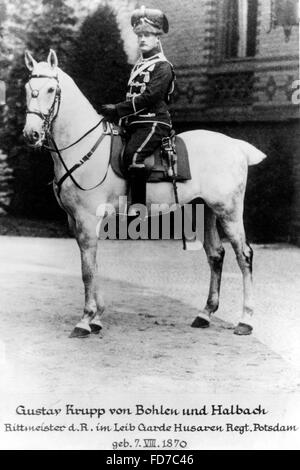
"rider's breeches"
124,122,170,166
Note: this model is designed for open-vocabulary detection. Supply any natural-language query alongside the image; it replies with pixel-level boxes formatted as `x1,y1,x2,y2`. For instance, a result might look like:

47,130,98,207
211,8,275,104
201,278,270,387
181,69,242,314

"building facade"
133,0,300,243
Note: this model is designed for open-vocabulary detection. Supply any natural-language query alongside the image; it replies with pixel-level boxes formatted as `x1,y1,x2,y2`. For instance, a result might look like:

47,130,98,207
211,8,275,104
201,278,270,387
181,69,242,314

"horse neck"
52,70,100,149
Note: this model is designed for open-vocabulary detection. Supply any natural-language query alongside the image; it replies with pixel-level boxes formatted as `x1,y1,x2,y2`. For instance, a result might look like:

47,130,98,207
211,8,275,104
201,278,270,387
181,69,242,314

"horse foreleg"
70,217,104,338
191,208,225,329
220,213,254,336
89,265,105,335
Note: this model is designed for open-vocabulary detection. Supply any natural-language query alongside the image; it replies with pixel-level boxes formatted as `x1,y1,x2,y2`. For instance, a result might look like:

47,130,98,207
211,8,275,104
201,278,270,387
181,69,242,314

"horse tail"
235,139,267,166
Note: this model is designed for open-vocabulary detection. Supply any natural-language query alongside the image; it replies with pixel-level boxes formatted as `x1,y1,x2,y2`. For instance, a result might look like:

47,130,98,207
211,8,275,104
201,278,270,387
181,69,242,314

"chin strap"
158,38,164,54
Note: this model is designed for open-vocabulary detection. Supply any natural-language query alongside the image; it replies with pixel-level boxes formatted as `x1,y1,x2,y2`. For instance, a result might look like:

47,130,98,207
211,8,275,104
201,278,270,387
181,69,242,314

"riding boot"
128,165,147,216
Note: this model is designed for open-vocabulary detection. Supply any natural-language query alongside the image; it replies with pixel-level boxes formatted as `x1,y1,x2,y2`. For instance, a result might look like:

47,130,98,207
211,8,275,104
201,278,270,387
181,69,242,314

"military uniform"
116,51,175,166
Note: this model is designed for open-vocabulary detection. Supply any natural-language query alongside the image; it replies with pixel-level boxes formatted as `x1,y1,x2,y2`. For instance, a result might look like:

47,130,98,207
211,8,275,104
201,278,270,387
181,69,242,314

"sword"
169,151,187,251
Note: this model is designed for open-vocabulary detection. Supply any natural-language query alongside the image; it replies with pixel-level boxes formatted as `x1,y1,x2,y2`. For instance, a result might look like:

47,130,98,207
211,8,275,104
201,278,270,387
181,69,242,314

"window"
224,0,258,59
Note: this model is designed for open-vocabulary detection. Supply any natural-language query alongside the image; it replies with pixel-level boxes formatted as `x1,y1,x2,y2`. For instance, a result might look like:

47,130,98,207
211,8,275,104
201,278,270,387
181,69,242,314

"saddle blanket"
110,131,191,183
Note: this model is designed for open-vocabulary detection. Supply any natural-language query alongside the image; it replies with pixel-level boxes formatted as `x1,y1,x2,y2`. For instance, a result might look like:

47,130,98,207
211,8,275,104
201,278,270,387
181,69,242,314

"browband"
29,74,59,80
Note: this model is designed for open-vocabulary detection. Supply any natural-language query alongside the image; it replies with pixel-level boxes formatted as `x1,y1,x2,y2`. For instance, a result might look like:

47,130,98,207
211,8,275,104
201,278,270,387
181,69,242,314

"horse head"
23,49,61,147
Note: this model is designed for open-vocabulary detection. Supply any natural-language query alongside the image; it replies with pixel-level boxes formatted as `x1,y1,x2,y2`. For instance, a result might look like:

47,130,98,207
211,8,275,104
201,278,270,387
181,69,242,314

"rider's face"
137,32,159,54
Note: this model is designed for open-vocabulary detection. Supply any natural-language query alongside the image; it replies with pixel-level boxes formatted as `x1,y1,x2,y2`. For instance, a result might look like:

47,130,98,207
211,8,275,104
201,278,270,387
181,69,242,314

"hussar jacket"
115,52,175,128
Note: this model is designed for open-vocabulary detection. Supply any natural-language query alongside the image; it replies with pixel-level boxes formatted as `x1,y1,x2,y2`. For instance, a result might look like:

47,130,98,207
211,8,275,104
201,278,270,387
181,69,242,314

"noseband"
26,74,61,136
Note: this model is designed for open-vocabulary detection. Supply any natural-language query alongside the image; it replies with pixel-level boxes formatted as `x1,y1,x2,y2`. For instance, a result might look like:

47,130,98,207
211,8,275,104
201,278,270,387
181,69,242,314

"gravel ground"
0,236,300,398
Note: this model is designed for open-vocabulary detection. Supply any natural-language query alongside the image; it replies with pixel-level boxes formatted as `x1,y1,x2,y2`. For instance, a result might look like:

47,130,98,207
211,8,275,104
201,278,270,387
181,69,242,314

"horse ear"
24,50,37,71
47,49,58,69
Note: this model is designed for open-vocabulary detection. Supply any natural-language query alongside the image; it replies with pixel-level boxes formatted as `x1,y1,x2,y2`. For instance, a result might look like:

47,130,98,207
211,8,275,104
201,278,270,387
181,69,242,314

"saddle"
109,124,191,183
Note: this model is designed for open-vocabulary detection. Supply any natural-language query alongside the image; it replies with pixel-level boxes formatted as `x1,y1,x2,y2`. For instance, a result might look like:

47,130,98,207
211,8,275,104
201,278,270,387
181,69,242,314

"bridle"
26,73,61,138
24,72,116,197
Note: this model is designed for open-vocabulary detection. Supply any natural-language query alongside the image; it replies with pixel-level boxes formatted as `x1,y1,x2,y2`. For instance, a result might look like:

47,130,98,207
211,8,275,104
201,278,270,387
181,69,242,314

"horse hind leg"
219,210,254,336
192,207,225,329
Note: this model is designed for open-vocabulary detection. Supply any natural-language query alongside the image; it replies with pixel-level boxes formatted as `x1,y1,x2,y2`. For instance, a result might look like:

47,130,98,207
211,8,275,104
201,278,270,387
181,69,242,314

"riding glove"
100,104,118,123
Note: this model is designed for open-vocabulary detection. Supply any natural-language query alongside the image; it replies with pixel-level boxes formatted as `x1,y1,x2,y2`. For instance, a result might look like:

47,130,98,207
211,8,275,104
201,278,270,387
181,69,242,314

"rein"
44,118,104,152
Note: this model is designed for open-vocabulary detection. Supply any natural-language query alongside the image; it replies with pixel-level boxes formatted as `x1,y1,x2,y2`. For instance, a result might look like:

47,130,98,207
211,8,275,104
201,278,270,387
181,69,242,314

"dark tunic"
115,51,175,165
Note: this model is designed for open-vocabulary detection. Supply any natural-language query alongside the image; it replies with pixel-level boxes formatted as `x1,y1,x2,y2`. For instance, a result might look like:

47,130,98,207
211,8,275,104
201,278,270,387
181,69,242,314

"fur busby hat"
131,5,169,35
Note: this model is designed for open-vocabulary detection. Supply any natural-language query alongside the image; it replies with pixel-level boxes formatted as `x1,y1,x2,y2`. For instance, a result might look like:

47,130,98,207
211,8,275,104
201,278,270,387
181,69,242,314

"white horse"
23,50,266,338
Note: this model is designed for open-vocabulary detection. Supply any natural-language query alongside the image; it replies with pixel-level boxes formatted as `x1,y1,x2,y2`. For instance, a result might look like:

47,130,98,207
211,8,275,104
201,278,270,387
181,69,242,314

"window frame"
215,0,258,64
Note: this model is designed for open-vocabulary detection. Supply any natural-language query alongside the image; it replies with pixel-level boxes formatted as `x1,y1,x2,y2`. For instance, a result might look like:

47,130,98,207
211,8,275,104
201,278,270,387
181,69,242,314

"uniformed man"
101,5,175,213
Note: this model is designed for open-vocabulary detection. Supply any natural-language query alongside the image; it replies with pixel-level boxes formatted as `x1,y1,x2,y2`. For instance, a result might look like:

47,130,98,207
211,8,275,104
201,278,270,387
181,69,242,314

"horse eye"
48,87,55,93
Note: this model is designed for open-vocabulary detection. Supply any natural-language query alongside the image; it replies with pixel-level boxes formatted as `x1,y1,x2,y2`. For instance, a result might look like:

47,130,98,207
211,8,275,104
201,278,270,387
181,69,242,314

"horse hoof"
69,327,91,338
90,323,103,334
234,322,253,336
191,316,210,329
